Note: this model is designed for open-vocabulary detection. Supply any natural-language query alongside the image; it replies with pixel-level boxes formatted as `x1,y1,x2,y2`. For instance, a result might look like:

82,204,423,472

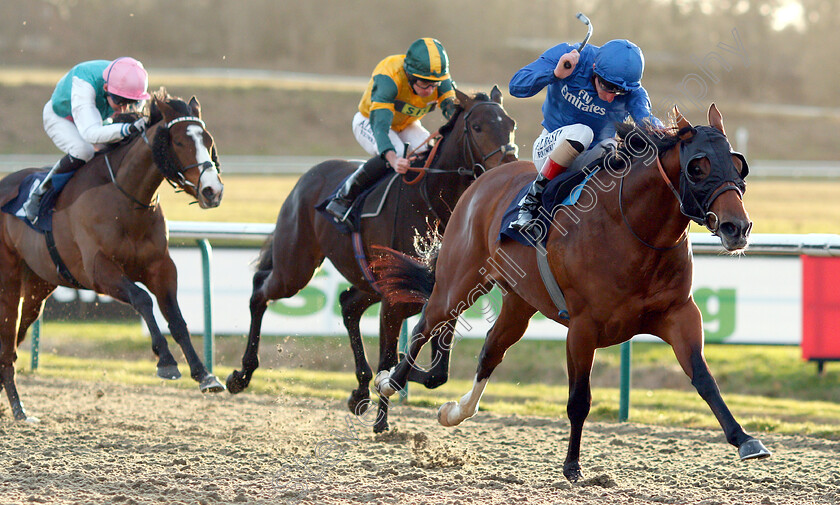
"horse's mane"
609,121,681,172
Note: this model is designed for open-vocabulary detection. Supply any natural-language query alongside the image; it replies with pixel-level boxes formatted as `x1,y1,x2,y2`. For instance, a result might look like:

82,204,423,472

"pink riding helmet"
102,57,152,101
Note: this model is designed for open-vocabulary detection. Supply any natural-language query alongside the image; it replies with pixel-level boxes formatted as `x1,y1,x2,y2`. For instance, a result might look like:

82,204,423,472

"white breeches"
352,111,430,158
43,101,96,162
531,123,594,172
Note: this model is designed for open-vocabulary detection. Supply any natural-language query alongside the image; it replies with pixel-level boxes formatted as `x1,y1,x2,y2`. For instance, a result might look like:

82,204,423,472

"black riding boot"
325,155,391,221
509,173,550,231
23,154,85,224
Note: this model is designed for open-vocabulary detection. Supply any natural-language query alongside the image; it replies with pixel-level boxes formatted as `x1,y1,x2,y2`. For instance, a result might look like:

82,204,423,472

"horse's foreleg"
17,269,56,346
562,320,598,482
141,257,223,393
339,287,377,416
654,302,771,461
0,261,32,421
439,291,535,427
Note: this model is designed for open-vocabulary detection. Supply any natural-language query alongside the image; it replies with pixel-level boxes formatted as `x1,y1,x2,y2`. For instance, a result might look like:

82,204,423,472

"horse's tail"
255,233,274,271
371,246,437,306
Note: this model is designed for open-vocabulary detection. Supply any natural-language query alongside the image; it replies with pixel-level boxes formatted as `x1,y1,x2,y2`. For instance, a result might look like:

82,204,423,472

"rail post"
197,239,215,373
30,318,41,370
618,340,632,422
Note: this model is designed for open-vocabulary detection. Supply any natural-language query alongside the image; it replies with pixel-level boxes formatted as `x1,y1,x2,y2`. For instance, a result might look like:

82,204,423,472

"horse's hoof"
200,374,226,393
374,371,396,398
24,416,40,424
373,419,389,433
438,401,460,427
347,389,371,415
739,438,772,460
563,462,583,483
226,371,248,395
157,365,181,380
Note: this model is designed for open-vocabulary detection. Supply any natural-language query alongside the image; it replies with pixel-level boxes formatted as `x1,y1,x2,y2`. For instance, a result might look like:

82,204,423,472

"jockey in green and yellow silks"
325,38,457,222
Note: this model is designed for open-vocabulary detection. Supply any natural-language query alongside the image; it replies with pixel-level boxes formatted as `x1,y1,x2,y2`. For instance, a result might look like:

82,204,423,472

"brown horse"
226,87,517,432
0,90,226,421
373,105,770,480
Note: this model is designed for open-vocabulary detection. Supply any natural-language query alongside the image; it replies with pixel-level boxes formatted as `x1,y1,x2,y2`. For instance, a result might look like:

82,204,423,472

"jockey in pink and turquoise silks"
23,57,151,224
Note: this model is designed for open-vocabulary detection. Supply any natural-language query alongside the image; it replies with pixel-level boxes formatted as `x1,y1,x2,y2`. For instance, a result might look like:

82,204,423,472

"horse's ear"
673,105,691,130
708,103,725,136
189,96,201,118
490,85,503,105
454,87,471,108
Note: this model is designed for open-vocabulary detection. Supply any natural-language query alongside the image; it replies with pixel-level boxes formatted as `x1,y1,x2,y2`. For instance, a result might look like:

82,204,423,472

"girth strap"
44,230,86,289
536,248,569,320
351,232,382,296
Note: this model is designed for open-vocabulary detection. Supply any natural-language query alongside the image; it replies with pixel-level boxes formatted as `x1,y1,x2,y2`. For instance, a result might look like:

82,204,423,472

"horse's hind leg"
339,287,377,416
651,303,771,460
438,290,535,427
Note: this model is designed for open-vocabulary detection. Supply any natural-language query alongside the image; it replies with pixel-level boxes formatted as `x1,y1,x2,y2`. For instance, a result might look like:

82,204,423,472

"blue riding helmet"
593,39,645,92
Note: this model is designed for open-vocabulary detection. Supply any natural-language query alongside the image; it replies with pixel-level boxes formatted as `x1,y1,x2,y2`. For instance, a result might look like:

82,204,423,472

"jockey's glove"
122,117,149,137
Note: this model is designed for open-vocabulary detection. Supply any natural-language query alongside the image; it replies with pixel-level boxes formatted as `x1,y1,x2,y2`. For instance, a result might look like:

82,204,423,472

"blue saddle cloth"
1,171,74,233
499,166,601,247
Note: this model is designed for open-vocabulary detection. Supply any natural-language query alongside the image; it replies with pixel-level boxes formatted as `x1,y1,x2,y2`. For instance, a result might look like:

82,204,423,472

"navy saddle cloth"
499,164,601,247
1,171,74,233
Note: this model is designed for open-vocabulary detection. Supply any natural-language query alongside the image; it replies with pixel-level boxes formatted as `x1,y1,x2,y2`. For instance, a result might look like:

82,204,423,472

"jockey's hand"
554,50,579,79
123,117,148,137
385,151,410,174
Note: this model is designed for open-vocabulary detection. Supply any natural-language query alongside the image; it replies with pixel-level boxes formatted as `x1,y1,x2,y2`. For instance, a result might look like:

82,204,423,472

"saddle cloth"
1,171,74,233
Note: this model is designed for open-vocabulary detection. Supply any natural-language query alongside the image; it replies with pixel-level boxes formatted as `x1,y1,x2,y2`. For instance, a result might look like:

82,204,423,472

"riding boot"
325,155,391,221
22,154,85,224
509,173,550,231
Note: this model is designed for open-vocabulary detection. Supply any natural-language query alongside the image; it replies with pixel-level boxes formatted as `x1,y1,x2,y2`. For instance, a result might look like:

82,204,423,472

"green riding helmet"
404,38,450,81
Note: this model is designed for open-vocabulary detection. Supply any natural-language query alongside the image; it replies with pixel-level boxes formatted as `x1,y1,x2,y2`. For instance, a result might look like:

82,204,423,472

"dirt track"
1,375,838,505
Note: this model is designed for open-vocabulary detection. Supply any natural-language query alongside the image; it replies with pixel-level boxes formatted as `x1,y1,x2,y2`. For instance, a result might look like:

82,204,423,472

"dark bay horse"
373,105,770,479
226,87,517,432
0,90,226,421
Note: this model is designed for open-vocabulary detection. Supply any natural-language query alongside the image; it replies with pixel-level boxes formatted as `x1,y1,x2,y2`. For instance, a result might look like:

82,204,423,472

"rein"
104,130,159,210
618,155,689,252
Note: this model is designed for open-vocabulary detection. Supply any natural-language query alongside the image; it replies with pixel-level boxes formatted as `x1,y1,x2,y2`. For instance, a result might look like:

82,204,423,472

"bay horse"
226,87,517,432
0,89,226,421
373,105,770,480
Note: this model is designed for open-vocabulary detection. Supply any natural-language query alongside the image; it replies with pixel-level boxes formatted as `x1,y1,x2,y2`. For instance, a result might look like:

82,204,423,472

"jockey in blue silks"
507,39,663,231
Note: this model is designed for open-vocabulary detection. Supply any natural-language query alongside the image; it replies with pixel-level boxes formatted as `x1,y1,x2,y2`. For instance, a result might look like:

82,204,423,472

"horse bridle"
460,101,518,178
163,116,219,192
106,115,218,209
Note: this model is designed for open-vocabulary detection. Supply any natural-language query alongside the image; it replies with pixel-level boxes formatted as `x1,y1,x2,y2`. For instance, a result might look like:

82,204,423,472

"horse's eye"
472,124,482,133
686,159,705,182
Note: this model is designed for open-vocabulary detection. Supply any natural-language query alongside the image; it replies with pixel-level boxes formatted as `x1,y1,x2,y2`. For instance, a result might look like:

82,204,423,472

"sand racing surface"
1,375,838,505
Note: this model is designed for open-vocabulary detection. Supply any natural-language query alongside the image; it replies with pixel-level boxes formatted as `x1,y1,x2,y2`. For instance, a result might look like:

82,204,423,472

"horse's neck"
617,153,689,246
426,130,471,211
110,132,164,206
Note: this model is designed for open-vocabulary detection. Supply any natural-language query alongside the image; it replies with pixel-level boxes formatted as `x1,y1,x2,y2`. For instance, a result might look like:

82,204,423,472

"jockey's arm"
437,79,457,119
509,43,576,97
627,86,665,129
70,76,128,145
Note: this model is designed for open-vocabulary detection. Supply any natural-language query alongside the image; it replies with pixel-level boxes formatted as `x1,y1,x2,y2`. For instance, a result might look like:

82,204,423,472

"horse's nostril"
719,222,737,238
201,187,215,201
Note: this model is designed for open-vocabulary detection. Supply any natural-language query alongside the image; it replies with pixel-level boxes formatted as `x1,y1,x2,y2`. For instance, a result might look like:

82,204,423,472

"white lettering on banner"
151,249,802,345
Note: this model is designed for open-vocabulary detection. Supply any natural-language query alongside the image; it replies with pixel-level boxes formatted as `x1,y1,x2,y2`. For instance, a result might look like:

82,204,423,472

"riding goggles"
595,75,628,96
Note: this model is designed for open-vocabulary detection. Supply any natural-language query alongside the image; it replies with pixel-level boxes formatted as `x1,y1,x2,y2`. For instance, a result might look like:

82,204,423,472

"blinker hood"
677,126,748,225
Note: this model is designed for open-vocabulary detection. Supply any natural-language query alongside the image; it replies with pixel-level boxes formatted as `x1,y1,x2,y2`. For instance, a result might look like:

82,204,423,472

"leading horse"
226,87,517,432
373,105,770,479
0,89,226,421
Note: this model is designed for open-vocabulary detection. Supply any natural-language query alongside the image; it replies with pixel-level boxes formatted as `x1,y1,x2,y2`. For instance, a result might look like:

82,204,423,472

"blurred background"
0,0,838,161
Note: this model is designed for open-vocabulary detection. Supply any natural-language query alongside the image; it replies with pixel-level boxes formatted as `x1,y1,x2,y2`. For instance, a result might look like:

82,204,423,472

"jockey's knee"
68,144,95,162
554,124,594,151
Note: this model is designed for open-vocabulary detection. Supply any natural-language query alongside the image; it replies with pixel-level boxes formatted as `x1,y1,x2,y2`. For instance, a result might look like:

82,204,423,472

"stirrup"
325,198,351,222
509,207,537,231
22,194,43,224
